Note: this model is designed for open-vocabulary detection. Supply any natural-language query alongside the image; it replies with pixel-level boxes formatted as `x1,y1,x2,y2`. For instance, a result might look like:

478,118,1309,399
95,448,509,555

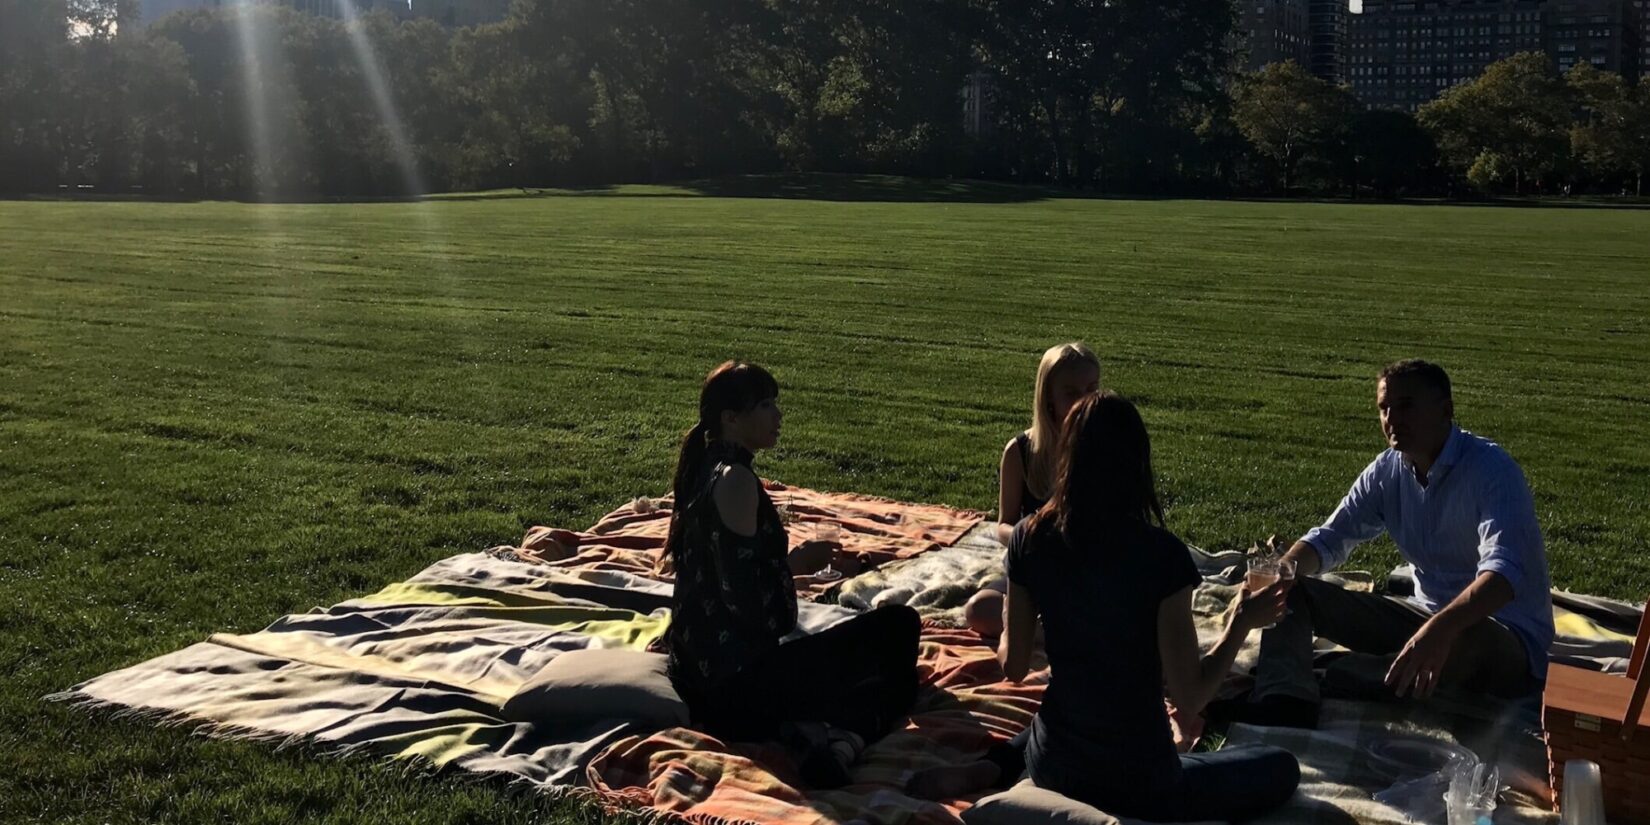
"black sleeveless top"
665,441,798,701
1011,432,1047,521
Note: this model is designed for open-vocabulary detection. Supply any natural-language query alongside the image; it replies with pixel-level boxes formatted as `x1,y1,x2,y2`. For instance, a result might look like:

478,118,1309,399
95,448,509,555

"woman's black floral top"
665,441,797,700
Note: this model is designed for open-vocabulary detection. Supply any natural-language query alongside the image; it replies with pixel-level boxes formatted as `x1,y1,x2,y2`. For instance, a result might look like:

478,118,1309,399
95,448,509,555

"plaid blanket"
49,483,1642,825
49,554,692,786
48,487,992,822
509,482,984,598
844,540,1647,825
587,624,1041,825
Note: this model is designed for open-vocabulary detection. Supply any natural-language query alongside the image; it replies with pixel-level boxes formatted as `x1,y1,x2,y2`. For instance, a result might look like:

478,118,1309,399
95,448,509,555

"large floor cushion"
501,648,688,727
963,779,1224,825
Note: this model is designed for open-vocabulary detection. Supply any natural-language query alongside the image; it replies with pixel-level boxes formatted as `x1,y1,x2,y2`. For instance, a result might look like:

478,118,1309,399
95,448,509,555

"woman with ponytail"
664,361,921,789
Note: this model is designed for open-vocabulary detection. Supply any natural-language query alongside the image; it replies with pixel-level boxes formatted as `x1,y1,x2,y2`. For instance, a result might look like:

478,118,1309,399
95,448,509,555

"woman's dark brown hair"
665,360,780,548
1031,390,1165,545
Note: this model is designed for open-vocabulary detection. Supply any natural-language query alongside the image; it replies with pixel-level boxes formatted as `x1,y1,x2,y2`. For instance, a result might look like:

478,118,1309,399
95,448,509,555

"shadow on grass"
425,184,626,202
8,174,1650,209
425,175,1063,204
678,174,1061,203
1220,193,1650,211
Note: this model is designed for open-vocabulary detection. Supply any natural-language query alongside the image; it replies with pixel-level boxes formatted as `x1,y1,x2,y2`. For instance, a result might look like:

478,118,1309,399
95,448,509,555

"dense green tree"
1231,61,1354,192
436,18,583,189
1567,63,1650,196
973,0,1233,188
0,0,70,192
728,0,974,174
59,31,192,192
1349,109,1437,198
1418,52,1571,194
0,1,1632,199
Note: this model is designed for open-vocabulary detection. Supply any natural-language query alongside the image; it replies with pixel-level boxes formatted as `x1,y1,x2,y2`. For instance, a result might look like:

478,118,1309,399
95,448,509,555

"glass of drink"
814,522,841,545
1277,556,1296,583
814,522,843,580
1247,556,1283,629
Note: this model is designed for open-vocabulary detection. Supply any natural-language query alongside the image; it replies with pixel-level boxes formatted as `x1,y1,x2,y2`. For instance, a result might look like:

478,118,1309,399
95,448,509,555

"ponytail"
665,419,712,558
672,420,713,513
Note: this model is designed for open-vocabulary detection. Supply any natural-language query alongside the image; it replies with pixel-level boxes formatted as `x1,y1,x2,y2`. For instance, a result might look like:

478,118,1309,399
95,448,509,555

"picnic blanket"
49,487,1003,821
839,539,1645,825
507,482,984,597
49,482,1643,825
51,556,692,786
586,624,1041,825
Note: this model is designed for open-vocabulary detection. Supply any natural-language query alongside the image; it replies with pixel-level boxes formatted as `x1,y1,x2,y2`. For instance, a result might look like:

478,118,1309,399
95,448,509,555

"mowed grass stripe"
1,187,1648,823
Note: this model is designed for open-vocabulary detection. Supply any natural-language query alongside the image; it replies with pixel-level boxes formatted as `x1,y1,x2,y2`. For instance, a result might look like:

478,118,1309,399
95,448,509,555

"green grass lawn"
3,180,1649,823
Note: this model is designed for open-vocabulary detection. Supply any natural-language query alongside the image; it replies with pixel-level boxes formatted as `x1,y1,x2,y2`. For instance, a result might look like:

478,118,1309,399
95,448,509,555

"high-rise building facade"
1310,0,1351,82
1350,0,1545,109
1349,0,1640,110
1237,0,1313,71
1639,0,1650,71
1547,0,1640,75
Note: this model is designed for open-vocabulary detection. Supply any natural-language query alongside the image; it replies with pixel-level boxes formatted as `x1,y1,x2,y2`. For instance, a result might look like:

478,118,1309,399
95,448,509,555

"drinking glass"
813,522,843,580
1247,556,1282,592
814,522,842,545
1248,556,1283,629
1275,556,1297,625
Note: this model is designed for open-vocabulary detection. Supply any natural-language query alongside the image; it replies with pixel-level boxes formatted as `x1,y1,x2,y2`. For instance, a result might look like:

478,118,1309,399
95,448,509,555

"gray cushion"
964,780,1123,825
963,779,1225,825
500,648,688,727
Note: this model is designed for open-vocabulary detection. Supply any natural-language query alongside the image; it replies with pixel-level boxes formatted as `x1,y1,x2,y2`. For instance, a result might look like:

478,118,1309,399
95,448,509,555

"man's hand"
1282,540,1322,585
1385,618,1462,699
1385,571,1513,699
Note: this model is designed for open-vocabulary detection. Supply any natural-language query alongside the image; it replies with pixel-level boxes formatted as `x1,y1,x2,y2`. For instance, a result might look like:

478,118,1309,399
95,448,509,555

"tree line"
2,0,1646,199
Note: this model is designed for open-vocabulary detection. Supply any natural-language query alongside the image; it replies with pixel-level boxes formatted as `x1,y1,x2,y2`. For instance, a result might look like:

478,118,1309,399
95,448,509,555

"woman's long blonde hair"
1025,342,1101,501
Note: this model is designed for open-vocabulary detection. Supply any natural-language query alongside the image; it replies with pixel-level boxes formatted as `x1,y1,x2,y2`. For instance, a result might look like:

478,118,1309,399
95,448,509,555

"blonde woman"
965,343,1101,640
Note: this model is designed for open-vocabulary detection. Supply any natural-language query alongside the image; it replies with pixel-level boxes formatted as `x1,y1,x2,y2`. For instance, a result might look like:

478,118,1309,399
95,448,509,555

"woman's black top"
1006,517,1201,791
1011,432,1047,520
665,441,797,702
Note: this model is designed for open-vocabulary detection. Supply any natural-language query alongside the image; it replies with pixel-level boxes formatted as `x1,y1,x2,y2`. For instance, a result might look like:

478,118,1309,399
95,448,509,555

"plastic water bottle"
1561,760,1604,825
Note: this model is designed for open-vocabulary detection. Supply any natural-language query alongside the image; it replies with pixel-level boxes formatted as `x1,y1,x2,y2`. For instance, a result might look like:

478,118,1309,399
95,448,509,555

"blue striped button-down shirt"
1301,426,1553,679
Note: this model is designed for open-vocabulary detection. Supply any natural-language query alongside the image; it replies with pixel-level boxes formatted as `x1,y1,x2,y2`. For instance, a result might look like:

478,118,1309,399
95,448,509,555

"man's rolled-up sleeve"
1474,466,1538,596
1301,458,1388,572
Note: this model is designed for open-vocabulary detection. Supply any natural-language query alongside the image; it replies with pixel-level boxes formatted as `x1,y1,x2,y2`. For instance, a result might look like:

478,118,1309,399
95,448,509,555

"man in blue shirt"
1213,360,1553,728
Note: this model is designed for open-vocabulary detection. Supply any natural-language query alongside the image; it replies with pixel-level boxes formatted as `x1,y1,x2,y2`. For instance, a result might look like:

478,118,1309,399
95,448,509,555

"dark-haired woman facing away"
999,392,1299,821
664,361,921,788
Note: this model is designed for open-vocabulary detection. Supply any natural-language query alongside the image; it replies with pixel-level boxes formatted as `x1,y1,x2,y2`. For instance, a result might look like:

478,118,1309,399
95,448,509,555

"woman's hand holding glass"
1233,579,1290,632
